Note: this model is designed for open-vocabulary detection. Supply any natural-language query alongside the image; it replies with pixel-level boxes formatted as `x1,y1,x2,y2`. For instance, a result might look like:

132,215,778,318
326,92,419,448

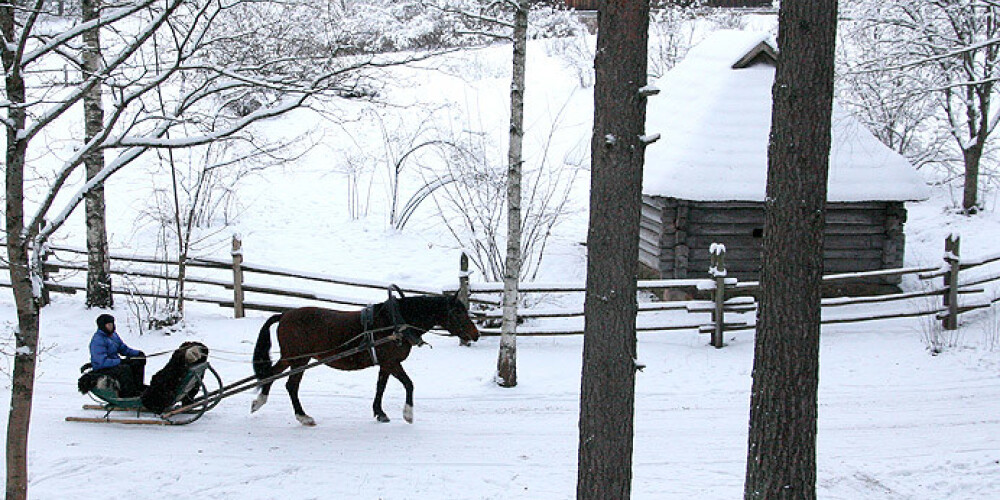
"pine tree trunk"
3,5,38,497
744,1,838,498
497,1,529,388
576,0,649,498
83,0,113,308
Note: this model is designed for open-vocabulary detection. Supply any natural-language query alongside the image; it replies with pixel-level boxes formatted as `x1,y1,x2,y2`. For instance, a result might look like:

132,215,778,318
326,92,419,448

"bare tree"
744,0,839,498
576,0,651,497
843,0,1000,213
837,12,951,172
2,1,427,496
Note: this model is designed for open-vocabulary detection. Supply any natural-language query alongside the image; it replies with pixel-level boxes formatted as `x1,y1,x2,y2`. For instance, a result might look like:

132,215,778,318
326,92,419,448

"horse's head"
394,294,480,345
439,293,480,345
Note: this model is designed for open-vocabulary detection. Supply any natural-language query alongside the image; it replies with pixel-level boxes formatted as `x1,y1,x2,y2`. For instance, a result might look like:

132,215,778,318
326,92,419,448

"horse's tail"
253,313,283,380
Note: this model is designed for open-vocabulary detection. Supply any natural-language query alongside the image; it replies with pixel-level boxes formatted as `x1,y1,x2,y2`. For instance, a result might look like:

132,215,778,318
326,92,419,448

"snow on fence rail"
3,234,1000,346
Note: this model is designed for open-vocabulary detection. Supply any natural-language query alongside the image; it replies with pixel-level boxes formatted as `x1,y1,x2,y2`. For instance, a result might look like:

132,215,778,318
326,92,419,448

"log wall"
639,196,908,286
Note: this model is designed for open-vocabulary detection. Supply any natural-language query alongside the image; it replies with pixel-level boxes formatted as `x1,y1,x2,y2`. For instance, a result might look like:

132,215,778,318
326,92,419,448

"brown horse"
250,293,479,426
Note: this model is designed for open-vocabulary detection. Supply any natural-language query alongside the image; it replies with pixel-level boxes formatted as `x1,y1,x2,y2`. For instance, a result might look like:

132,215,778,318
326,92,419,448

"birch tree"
82,0,112,308
2,1,424,497
497,0,528,387
744,0,839,498
576,0,651,497
432,0,531,387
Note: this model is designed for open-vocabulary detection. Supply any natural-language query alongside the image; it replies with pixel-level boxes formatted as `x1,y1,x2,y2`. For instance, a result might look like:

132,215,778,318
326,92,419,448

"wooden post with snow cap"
231,234,245,319
709,243,727,349
458,251,470,310
942,234,960,330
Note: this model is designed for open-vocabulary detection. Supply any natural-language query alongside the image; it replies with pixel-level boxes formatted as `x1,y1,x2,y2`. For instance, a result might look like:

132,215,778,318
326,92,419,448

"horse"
250,293,480,426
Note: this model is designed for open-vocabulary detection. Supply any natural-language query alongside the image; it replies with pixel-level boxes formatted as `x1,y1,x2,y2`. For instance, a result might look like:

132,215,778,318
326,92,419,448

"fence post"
709,243,727,349
458,252,470,309
37,220,51,307
39,243,52,307
231,234,245,319
942,234,960,330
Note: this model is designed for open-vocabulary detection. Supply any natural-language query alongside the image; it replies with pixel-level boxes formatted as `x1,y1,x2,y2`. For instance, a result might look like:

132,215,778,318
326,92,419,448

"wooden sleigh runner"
67,343,224,426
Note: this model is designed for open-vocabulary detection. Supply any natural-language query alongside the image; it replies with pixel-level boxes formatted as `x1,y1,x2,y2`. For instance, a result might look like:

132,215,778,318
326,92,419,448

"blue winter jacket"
89,329,142,370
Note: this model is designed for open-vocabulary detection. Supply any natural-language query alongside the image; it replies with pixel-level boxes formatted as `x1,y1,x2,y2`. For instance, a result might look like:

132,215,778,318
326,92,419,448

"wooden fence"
3,234,999,347
448,234,1000,347
0,235,444,316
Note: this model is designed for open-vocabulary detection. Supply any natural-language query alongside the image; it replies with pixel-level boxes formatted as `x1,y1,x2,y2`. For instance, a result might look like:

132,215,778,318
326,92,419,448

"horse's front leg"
387,363,415,424
373,367,391,423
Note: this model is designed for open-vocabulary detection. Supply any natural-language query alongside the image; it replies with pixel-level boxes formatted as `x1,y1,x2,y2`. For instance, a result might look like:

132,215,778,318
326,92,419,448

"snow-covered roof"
643,30,929,202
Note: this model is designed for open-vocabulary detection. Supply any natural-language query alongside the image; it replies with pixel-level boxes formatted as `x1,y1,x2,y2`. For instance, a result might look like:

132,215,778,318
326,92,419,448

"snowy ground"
5,257,1000,499
5,30,1000,500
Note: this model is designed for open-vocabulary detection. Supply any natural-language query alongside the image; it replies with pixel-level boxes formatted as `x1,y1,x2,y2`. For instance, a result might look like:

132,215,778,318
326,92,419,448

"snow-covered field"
4,31,1000,500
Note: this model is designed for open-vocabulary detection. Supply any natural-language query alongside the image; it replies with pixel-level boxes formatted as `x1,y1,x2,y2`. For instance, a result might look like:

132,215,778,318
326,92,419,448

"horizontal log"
639,240,659,258
465,278,716,294
640,220,661,236
724,305,948,332
474,299,729,320
189,257,442,296
641,196,666,210
684,208,887,226
682,234,890,251
674,222,892,236
641,205,663,221
662,247,886,262
44,244,225,270
42,261,230,288
697,321,750,334
478,322,704,336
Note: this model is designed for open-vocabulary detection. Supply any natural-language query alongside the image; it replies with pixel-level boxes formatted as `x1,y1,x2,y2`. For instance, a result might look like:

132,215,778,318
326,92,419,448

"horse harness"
359,290,425,365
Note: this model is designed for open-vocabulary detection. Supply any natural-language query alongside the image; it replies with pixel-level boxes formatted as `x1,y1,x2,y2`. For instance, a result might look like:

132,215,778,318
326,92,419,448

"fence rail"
461,235,1000,346
4,234,999,347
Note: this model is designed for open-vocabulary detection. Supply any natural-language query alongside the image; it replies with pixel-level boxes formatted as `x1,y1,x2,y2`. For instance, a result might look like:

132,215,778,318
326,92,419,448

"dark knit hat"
96,314,115,329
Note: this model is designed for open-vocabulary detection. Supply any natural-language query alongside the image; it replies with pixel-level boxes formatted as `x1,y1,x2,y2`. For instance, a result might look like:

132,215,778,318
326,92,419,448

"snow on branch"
20,0,185,144
20,0,160,67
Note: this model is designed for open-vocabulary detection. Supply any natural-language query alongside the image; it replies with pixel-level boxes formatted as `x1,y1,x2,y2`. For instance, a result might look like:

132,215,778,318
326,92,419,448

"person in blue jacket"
89,314,146,397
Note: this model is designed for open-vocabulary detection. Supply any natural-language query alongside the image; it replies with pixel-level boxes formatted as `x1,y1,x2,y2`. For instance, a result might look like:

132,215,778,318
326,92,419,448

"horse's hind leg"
372,367,391,423
251,359,289,413
285,365,315,426
388,363,415,424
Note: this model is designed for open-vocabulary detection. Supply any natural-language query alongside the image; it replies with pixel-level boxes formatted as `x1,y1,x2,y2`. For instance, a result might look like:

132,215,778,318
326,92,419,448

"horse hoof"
376,414,390,423
403,404,413,424
296,415,316,426
250,395,267,413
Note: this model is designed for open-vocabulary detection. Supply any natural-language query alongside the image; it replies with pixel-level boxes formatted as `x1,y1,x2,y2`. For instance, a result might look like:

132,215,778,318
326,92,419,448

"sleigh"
66,361,223,426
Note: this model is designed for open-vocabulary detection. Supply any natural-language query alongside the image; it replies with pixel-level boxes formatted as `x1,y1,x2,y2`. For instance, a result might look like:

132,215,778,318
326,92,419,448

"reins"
162,329,410,418
271,322,429,365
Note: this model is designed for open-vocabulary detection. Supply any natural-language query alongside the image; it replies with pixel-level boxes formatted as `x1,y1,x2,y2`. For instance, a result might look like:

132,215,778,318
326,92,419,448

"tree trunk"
576,0,650,498
3,6,38,498
744,1,838,499
497,0,529,388
83,0,113,308
962,142,982,213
